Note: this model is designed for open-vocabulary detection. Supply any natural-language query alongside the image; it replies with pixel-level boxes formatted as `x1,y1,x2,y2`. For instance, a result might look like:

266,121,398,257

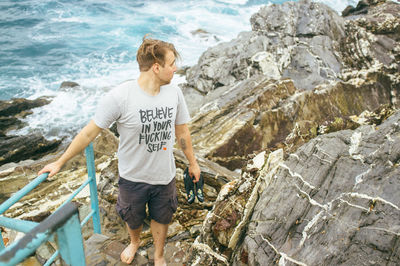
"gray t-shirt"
93,79,191,185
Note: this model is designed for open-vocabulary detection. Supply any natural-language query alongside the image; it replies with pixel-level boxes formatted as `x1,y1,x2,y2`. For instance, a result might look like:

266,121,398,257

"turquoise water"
0,0,357,139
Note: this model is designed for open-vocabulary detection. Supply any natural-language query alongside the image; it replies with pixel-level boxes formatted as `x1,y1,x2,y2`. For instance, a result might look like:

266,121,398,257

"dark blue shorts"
116,177,178,230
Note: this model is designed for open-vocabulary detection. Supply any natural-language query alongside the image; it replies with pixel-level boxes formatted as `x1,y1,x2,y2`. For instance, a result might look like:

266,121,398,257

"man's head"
136,36,179,72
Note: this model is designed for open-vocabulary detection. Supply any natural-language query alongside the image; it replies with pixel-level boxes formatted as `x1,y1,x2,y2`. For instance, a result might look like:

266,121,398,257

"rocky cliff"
187,108,400,265
182,0,400,265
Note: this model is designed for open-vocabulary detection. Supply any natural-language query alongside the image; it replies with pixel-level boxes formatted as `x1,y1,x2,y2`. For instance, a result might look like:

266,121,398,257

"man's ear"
152,63,160,73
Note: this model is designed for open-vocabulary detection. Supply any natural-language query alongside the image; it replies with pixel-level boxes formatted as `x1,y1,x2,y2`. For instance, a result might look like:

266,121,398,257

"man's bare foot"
120,242,139,264
154,256,167,266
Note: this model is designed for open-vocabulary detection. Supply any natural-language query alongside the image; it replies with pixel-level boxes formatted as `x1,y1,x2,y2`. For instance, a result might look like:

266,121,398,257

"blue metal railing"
0,143,101,265
0,202,85,266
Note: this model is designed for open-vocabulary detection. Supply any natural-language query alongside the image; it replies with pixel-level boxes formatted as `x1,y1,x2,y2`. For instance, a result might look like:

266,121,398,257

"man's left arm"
175,124,201,182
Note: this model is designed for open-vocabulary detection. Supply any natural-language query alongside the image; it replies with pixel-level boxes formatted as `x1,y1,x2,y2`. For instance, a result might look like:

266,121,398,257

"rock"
1,129,118,219
187,109,400,265
59,81,80,90
175,66,190,76
185,0,346,93
340,1,400,71
185,149,284,264
0,134,62,167
342,0,388,18
0,97,51,118
191,29,210,35
190,28,220,42
342,5,356,17
234,109,400,266
180,84,206,116
189,68,399,170
0,116,25,135
342,0,369,17
0,97,60,165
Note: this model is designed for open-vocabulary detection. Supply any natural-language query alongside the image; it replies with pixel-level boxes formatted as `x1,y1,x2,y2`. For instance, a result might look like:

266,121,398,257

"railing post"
56,212,86,266
85,143,101,234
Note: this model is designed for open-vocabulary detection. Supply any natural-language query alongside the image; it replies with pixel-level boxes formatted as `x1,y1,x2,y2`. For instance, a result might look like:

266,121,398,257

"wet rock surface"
0,97,62,167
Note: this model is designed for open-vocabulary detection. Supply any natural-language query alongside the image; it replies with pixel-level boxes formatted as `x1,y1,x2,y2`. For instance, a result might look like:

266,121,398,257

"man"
38,36,201,265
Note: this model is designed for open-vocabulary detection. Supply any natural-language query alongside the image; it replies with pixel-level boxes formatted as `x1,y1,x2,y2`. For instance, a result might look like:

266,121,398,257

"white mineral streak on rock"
259,149,284,192
312,153,333,165
289,153,300,160
196,101,219,118
349,131,364,161
315,143,335,159
258,235,308,266
216,180,237,202
15,195,66,220
347,192,400,211
294,184,328,211
364,226,400,237
391,86,398,105
313,83,332,95
386,133,394,142
354,168,371,186
97,156,113,171
299,210,324,247
279,163,315,190
192,238,229,265
251,51,281,79
238,179,252,193
339,199,370,212
247,151,266,170
229,150,283,249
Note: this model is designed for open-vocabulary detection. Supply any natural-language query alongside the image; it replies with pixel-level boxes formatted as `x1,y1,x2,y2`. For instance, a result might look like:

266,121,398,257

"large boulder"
235,111,400,266
186,108,400,265
185,0,346,93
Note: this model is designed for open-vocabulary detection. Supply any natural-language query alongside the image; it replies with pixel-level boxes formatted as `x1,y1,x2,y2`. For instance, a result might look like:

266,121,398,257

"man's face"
157,50,177,85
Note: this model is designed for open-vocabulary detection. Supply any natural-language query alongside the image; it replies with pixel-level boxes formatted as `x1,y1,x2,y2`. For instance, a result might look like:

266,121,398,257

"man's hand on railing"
37,120,102,178
38,161,62,177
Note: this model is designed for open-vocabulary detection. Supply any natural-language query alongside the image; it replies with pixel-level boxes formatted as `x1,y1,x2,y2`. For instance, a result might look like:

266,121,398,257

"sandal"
183,167,195,204
195,173,204,203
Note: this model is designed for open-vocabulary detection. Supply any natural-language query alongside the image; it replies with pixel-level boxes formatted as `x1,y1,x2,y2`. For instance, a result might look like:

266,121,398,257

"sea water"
0,0,358,140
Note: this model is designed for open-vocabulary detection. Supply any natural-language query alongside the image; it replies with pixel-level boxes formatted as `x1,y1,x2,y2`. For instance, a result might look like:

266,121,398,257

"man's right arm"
38,120,102,177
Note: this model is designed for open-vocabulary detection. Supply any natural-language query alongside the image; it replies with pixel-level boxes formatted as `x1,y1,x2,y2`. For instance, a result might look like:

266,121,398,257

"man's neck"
137,72,161,96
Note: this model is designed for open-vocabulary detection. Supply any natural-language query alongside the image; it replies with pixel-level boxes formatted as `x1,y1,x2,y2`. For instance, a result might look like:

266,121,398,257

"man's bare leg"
150,220,168,266
121,223,142,264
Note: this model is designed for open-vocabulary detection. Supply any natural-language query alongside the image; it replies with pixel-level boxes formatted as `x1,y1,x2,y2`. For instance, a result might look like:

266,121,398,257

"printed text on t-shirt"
138,107,173,152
